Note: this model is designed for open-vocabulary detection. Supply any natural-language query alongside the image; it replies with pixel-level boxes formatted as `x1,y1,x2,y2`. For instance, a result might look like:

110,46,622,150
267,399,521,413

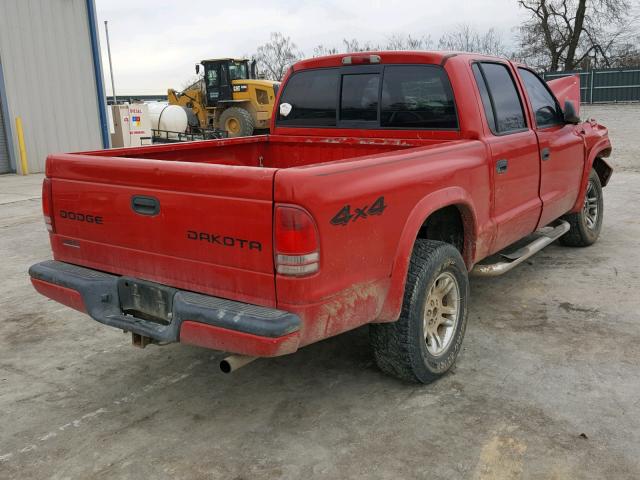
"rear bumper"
29,260,301,357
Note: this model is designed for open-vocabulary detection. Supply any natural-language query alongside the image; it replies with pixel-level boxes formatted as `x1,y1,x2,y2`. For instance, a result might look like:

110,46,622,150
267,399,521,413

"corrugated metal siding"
0,89,9,173
543,68,640,103
0,0,102,173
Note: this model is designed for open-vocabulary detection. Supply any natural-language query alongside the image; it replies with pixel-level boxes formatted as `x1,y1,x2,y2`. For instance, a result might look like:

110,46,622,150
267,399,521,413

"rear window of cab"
276,65,458,130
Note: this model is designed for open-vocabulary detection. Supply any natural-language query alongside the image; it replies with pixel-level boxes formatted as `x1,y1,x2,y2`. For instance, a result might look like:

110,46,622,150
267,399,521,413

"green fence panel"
542,67,640,103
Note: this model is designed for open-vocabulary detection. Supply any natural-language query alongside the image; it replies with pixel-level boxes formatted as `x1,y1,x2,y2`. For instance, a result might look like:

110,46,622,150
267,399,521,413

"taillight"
274,205,319,276
42,178,55,232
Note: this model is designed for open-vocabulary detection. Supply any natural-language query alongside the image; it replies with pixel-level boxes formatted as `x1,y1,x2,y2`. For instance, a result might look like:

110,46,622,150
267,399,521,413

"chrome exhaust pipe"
219,354,257,373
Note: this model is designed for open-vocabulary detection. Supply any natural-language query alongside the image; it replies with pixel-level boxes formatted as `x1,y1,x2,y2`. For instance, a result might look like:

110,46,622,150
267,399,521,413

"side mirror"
195,64,200,75
563,100,580,124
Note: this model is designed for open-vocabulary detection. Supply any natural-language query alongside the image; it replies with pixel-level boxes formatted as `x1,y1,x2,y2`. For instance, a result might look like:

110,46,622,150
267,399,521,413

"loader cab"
197,58,255,107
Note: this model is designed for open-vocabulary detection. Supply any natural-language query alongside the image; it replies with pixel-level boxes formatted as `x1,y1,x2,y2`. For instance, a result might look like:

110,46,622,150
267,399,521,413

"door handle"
131,195,160,216
496,159,508,174
541,148,551,161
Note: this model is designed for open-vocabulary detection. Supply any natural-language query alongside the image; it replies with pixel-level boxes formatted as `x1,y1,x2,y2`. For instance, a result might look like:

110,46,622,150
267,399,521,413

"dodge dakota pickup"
29,51,612,383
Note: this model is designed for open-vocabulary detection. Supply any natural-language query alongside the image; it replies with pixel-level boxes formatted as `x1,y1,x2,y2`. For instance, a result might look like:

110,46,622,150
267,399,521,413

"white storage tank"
147,102,189,133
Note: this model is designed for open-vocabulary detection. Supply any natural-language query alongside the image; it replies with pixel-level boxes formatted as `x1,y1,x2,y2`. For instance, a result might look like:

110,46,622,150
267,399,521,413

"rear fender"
377,187,478,322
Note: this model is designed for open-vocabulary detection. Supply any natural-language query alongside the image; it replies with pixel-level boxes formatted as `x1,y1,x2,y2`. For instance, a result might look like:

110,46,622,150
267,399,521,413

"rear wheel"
560,169,603,247
219,107,254,137
369,240,469,384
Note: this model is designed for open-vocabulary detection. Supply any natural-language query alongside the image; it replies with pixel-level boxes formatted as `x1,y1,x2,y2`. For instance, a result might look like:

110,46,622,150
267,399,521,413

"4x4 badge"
330,196,387,226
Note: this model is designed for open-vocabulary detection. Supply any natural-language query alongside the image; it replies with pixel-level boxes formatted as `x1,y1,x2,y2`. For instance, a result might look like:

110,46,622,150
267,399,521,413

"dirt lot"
1,105,639,479
581,103,638,172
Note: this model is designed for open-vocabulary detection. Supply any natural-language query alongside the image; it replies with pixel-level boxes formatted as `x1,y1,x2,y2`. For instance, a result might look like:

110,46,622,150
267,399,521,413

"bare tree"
312,45,339,57
437,24,507,56
607,37,640,67
516,0,637,71
311,34,431,58
341,38,381,52
579,3,640,68
384,34,432,50
254,32,303,80
180,73,204,92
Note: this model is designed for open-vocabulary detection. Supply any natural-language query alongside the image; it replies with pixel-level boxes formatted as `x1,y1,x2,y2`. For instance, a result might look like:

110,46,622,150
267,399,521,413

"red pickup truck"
29,51,612,383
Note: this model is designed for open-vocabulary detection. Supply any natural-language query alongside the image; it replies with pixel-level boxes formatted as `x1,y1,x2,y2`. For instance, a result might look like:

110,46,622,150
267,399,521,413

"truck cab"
199,58,254,104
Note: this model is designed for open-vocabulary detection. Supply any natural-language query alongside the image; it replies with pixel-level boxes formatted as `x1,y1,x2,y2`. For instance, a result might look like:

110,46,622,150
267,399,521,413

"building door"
0,90,10,174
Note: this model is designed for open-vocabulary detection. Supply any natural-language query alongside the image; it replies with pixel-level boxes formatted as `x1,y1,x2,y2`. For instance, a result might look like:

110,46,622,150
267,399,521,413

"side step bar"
472,220,570,277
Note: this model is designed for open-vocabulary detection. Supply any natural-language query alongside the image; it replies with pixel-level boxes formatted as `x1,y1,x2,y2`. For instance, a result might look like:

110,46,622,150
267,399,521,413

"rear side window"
340,74,380,122
472,64,496,132
475,62,527,134
518,68,564,128
277,69,339,126
381,66,457,129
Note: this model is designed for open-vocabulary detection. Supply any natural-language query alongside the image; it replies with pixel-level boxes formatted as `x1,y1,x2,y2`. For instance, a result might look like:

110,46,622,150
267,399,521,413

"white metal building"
0,0,109,174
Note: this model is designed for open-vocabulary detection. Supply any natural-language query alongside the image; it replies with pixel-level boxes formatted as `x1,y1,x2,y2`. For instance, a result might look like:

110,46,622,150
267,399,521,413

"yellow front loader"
168,58,279,137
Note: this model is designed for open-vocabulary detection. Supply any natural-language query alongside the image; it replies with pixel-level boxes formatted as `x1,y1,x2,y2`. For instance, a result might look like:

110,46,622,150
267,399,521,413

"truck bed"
45,134,453,310
82,134,449,168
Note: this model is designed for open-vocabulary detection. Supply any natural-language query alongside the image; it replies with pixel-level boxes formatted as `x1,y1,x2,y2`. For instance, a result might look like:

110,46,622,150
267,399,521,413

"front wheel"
369,240,469,384
560,169,604,247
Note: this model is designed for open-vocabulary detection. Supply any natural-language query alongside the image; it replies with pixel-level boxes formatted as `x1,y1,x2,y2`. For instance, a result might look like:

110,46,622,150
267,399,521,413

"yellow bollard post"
15,116,29,175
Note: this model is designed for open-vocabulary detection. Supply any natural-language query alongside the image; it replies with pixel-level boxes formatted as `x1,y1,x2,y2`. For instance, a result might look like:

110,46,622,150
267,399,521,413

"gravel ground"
581,103,639,171
1,104,639,479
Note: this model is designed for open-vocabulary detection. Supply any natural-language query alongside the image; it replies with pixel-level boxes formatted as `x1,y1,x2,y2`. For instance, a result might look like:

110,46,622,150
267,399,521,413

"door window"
475,62,527,134
207,69,219,87
518,68,564,128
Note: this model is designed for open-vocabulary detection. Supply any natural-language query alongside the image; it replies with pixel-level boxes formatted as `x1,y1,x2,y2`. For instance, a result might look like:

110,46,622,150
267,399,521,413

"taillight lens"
42,178,55,232
274,205,319,276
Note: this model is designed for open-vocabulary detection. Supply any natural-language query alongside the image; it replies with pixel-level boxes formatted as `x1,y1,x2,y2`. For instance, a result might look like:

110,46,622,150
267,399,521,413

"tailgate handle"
131,195,160,216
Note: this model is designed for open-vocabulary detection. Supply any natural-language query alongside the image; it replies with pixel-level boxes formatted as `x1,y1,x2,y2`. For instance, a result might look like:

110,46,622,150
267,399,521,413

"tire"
560,169,603,247
219,107,254,137
370,240,469,384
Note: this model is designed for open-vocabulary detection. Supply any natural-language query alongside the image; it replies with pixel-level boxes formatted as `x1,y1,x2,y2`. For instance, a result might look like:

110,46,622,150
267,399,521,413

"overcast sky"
95,0,527,95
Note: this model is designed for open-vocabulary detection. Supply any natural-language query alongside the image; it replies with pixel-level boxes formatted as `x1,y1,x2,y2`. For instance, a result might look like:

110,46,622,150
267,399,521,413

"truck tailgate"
46,154,277,307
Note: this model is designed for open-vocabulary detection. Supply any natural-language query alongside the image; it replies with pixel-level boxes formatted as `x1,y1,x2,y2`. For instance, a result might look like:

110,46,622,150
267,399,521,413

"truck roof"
291,51,509,71
200,58,249,63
